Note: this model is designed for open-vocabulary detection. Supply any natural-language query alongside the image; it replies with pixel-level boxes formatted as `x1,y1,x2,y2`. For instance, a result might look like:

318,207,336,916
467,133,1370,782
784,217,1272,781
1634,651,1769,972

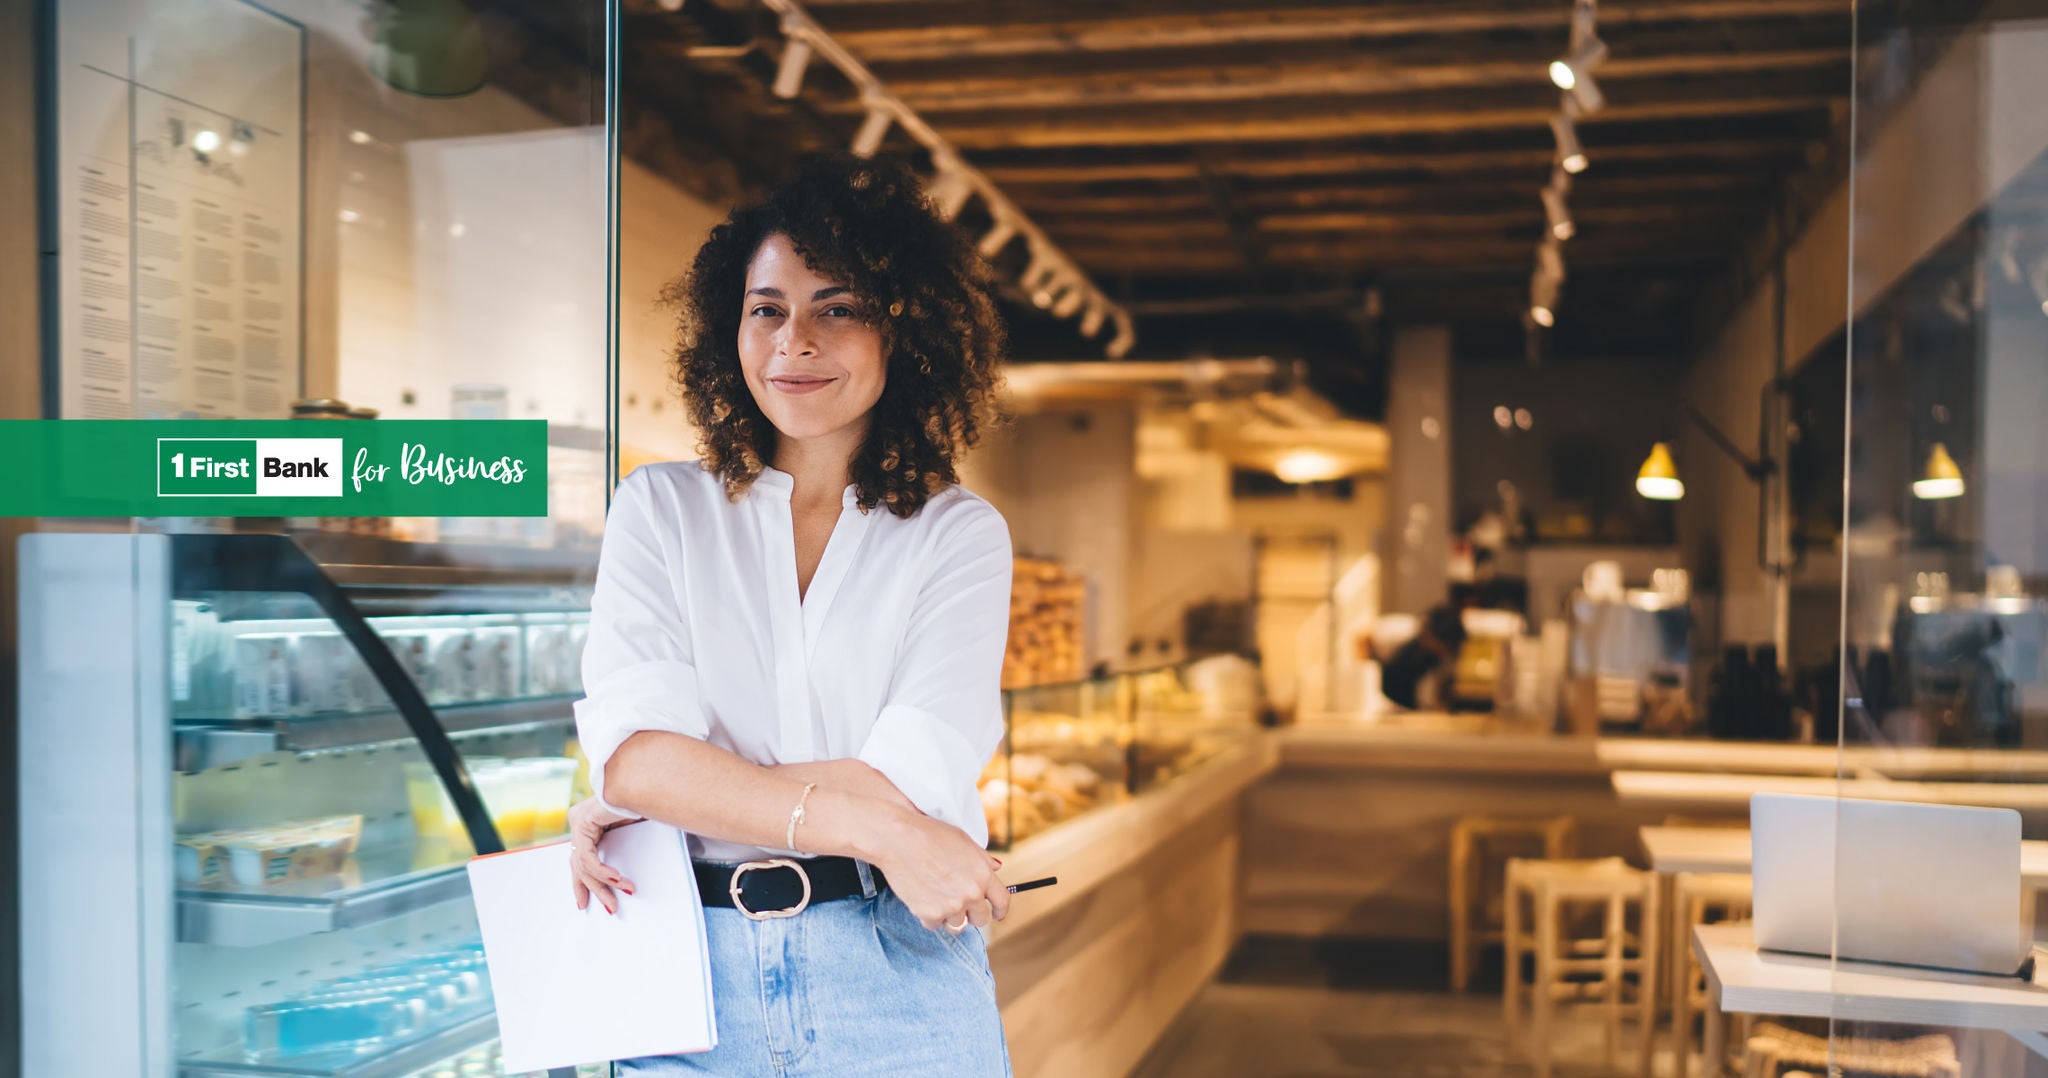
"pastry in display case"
1003,556,1088,689
982,671,1131,847
24,532,602,1077
1131,659,1260,792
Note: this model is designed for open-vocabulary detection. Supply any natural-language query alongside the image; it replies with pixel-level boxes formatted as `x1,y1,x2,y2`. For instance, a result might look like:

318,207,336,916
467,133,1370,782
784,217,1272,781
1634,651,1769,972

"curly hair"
661,154,1008,518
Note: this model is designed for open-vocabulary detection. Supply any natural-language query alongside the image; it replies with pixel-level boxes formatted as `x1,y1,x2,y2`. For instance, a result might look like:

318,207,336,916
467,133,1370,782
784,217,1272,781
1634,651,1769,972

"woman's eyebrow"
743,286,850,300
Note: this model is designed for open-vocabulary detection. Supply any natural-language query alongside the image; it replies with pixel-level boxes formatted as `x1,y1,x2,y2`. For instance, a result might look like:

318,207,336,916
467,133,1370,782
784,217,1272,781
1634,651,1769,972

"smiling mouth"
767,375,837,395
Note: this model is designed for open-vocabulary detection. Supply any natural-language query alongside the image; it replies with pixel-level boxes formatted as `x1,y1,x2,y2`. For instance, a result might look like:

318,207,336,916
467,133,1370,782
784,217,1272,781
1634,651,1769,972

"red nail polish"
622,886,635,895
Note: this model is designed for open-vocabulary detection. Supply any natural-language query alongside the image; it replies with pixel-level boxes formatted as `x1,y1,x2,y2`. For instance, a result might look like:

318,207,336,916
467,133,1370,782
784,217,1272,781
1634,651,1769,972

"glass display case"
980,658,1260,850
24,532,601,1077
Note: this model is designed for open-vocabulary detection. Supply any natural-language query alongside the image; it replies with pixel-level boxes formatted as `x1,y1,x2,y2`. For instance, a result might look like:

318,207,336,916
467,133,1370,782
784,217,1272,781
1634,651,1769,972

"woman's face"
737,232,887,446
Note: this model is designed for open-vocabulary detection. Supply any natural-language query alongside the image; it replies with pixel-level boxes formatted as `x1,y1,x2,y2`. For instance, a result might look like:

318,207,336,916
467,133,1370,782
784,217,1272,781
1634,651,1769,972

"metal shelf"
178,1010,499,1078
177,845,476,948
176,696,577,771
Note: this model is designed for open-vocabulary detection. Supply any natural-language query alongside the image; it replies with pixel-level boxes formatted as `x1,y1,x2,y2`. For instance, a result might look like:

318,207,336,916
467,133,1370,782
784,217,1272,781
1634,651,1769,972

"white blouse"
572,460,1013,862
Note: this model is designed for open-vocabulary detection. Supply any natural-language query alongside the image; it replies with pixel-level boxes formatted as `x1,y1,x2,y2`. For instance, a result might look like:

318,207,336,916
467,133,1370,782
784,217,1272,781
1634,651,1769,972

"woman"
564,155,1014,1075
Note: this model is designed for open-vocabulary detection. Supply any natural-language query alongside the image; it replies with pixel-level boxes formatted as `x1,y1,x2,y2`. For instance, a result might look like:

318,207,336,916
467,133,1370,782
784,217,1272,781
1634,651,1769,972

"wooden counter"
988,733,1278,1078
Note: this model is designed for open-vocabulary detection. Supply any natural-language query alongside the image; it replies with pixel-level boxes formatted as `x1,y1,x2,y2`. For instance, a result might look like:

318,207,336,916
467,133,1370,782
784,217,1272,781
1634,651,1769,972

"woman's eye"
749,305,782,318
822,304,856,318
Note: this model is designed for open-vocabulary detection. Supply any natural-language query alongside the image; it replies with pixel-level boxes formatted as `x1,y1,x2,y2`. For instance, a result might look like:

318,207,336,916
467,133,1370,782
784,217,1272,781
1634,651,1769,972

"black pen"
1005,876,1057,894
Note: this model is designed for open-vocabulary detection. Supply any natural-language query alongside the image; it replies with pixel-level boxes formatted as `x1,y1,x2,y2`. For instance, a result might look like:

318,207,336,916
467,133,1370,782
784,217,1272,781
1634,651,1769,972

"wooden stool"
1742,1022,1959,1078
1504,856,1660,1078
1670,872,1753,1078
1448,815,1576,992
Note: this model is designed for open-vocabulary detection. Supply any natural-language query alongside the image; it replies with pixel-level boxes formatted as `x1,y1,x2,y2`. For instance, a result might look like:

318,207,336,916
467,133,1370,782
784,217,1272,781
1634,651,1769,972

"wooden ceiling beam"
850,48,1846,113
1064,236,1740,275
939,94,1838,149
1017,173,1773,216
1254,203,1724,234
816,0,1848,62
972,138,1811,185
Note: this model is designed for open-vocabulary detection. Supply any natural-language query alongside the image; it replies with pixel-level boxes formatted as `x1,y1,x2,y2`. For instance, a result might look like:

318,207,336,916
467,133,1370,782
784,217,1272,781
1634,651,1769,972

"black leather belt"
695,856,882,920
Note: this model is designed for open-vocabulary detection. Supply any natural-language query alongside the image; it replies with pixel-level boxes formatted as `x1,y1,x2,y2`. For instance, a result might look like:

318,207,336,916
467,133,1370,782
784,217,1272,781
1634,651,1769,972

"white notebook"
467,822,717,1072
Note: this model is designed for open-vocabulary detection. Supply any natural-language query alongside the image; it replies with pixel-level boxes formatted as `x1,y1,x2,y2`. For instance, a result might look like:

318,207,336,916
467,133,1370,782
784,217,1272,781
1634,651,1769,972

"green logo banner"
0,420,551,517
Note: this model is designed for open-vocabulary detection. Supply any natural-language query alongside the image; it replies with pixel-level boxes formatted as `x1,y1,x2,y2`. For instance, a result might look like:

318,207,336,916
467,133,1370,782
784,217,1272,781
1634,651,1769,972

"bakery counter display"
1003,556,1088,689
983,673,1131,848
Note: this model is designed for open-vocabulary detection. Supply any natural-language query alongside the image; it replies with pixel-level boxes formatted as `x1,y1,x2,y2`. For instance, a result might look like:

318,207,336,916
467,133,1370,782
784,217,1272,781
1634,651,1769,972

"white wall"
617,160,726,468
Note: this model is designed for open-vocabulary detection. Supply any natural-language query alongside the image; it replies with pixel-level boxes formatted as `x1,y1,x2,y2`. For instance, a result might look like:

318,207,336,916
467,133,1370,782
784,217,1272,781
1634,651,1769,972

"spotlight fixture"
772,32,813,98
1079,299,1107,337
1550,114,1588,174
1031,271,1067,309
1529,269,1560,327
1566,72,1605,114
753,0,1136,358
1051,284,1086,319
1537,239,1566,284
851,103,893,157
928,163,975,220
1106,317,1136,359
977,218,1017,259
1021,247,1060,293
1541,185,1574,241
1550,38,1608,92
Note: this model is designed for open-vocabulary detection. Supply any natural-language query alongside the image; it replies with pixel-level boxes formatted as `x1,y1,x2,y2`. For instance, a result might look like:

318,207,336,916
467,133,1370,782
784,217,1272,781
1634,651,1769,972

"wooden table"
1693,923,2048,1064
1639,826,2048,884
1613,771,2048,812
1646,827,2048,1076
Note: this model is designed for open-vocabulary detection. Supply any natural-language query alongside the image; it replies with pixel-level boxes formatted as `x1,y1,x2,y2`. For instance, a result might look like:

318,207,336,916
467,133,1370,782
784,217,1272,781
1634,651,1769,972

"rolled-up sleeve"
856,502,1013,846
574,469,709,817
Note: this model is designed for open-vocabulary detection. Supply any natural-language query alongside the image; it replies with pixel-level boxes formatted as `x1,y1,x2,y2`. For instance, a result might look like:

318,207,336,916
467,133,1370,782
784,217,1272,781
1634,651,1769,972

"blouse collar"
754,465,859,507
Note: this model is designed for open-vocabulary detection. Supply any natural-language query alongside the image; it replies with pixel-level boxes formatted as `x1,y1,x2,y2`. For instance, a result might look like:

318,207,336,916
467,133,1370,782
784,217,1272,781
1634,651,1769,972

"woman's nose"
777,318,818,358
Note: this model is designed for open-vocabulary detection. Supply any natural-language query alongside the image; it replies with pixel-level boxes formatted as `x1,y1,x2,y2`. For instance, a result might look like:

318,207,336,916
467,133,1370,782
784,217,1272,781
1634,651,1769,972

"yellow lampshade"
1914,442,1965,500
1636,442,1684,501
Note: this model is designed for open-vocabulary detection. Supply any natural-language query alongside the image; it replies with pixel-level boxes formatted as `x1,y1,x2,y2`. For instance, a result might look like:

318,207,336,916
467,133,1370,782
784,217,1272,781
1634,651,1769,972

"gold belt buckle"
730,858,811,921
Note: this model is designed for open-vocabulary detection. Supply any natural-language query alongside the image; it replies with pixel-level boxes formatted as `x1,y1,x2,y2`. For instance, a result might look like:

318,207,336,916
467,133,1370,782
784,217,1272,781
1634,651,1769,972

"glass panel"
1833,3,2047,1075
35,1,612,1073
993,673,1132,848
1130,660,1259,793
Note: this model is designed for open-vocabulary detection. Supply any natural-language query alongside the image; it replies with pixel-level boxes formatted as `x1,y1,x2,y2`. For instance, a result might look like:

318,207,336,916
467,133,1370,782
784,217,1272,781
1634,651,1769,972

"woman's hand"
567,797,638,914
870,807,1009,933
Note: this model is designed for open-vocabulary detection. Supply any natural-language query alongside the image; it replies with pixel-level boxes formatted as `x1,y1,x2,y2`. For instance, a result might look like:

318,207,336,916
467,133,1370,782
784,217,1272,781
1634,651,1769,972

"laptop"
1750,793,2030,975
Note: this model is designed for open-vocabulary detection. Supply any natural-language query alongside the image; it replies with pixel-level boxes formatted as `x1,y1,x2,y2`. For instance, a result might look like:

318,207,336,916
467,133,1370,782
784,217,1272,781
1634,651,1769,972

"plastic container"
404,758,503,851
517,757,578,840
231,632,297,719
243,994,426,1060
470,758,529,846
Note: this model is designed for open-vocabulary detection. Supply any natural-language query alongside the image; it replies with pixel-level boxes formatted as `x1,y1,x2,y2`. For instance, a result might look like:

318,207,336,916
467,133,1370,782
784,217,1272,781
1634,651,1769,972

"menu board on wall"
53,0,303,418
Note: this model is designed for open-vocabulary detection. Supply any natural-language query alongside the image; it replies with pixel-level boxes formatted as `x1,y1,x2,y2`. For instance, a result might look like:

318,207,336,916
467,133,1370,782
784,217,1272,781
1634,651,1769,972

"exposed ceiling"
611,0,1860,372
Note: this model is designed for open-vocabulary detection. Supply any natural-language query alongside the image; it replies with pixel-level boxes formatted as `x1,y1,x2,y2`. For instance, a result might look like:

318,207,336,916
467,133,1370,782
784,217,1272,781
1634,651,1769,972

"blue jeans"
615,875,1012,1077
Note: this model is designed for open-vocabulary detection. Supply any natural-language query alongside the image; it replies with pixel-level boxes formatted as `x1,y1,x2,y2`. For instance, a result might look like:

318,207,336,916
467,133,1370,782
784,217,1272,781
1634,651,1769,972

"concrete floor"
1130,937,1659,1078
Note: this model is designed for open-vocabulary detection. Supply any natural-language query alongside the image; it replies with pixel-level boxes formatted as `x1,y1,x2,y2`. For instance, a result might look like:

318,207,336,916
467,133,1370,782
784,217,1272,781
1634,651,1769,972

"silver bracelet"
786,782,818,855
